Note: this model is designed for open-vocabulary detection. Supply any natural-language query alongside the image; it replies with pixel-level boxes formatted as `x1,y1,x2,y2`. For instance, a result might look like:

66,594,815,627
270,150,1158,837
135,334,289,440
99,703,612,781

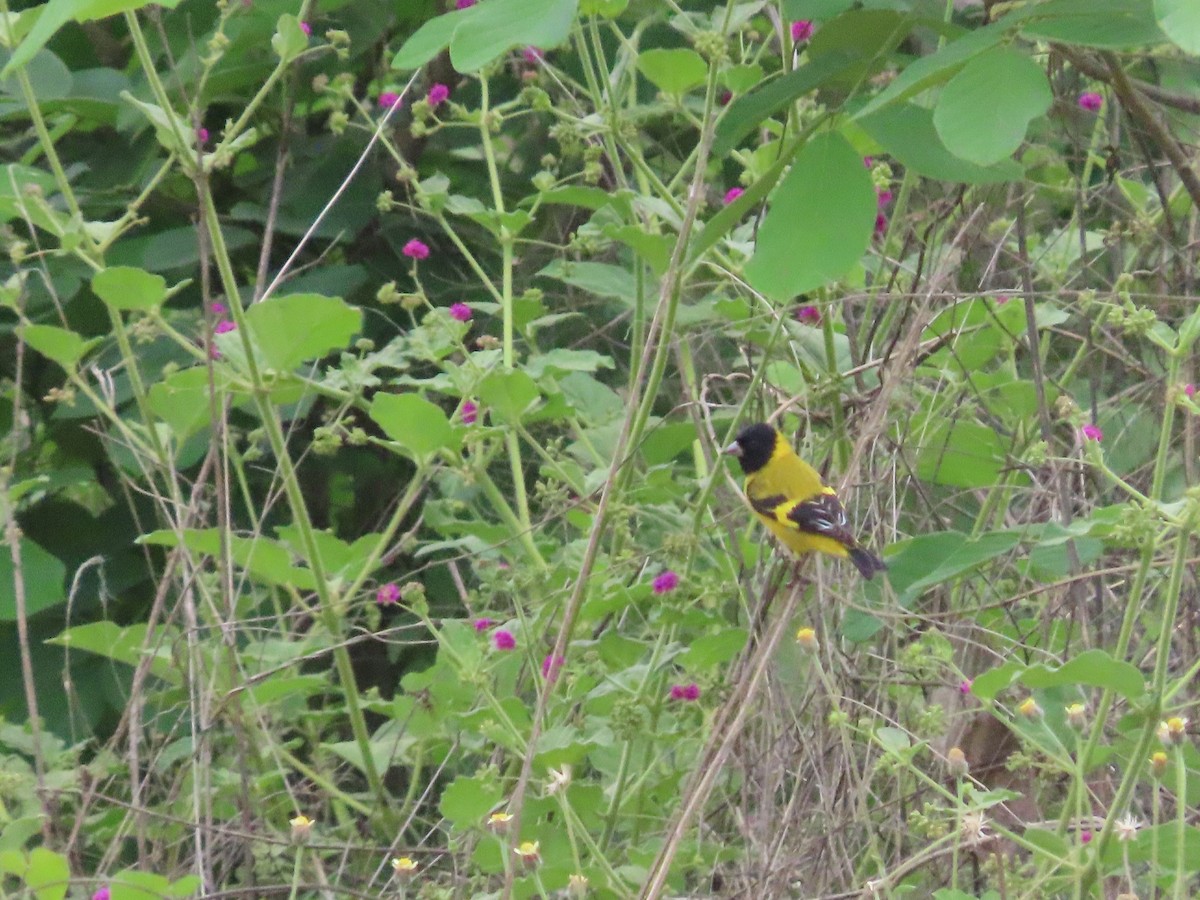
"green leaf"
392,0,579,74
806,10,912,88
875,726,911,754
745,131,876,299
914,415,1009,489
477,369,541,422
91,266,166,312
971,649,1146,702
860,103,1022,185
676,629,747,668
20,323,100,370
855,20,1009,119
523,349,613,378
440,775,505,828
580,0,626,15
48,622,181,684
244,293,361,371
369,393,458,462
886,530,1021,608
0,538,64,620
139,528,318,591
933,48,1051,166
713,52,857,158
25,847,69,900
1156,0,1200,53
538,260,638,300
720,63,763,95
637,48,707,94
147,366,232,443
2,0,183,76
271,14,309,61
1021,0,1165,48
109,870,174,900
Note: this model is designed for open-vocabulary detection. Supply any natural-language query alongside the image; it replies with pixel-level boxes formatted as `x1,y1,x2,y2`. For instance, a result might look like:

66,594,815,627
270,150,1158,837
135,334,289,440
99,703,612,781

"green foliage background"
2,0,1200,897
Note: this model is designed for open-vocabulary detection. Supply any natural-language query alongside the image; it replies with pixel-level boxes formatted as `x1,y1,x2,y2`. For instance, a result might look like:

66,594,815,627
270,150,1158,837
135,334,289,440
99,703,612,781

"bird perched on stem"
724,422,886,579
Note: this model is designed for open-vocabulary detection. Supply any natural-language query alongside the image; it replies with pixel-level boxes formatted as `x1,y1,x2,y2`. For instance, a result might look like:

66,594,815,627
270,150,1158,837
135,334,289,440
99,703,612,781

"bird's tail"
848,546,887,580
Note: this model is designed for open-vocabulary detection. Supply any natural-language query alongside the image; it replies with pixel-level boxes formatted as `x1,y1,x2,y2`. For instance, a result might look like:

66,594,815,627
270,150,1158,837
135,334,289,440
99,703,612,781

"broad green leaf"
538,260,638,301
392,0,578,74
523,349,613,378
139,528,318,590
1156,0,1200,53
147,366,232,443
860,103,1022,184
745,131,875,299
244,293,361,371
109,870,173,900
676,629,747,668
971,649,1146,702
875,726,911,754
25,847,69,900
720,63,763,95
0,537,64,620
806,10,911,88
369,393,458,462
91,266,166,311
2,0,183,76
439,775,504,828
478,369,540,422
933,48,1051,166
48,622,181,684
713,52,857,157
914,416,1008,488
580,0,626,15
271,14,308,61
20,323,99,370
1021,0,1165,48
637,48,707,94
886,530,1021,607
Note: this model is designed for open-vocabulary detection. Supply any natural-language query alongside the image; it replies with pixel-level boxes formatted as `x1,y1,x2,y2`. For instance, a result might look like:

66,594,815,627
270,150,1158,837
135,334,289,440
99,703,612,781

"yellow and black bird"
724,422,886,579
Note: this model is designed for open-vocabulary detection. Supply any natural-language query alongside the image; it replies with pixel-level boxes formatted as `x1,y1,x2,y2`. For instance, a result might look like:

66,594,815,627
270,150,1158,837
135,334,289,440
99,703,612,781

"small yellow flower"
1157,716,1187,747
1149,750,1169,778
289,814,314,843
1065,703,1087,730
391,856,418,878
514,840,540,867
946,746,969,779
1017,697,1042,720
795,627,818,651
487,811,513,833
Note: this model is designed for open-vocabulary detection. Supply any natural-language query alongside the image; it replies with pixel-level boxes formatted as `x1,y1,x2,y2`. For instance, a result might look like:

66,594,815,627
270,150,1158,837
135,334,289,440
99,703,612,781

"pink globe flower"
378,91,401,109
299,21,311,36
427,83,450,106
449,302,472,322
790,20,813,42
723,187,744,205
541,654,564,679
863,156,874,168
958,680,972,695
522,47,543,64
473,617,493,631
652,570,679,594
210,301,227,315
669,683,700,701
1078,92,1103,112
718,90,733,106
1080,830,1092,844
376,583,401,606
1080,423,1103,442
994,295,1010,305
196,127,209,145
795,305,820,326
1184,383,1196,398
456,0,476,7
402,239,430,260
214,320,236,334
876,188,893,207
875,212,888,236
493,629,516,650
92,890,110,900
461,400,479,424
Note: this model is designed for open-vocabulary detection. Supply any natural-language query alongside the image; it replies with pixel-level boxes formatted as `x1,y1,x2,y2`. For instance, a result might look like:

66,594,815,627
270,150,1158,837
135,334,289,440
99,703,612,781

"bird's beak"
723,441,742,457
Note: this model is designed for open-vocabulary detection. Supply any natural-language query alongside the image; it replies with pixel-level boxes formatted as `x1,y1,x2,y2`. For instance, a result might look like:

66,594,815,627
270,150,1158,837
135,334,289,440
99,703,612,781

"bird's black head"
724,422,779,475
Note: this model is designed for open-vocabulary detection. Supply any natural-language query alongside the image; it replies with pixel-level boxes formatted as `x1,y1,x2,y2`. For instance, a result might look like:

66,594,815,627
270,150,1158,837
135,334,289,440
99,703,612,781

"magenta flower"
427,83,450,106
456,0,476,7
210,301,227,315
652,570,679,594
994,295,1010,305
795,305,820,326
863,156,874,168
723,187,744,205
379,91,401,109
958,680,972,695
376,583,401,606
1080,830,1092,844
876,188,893,207
93,889,110,900
718,90,733,106
214,320,236,334
196,127,209,145
670,683,700,701
299,21,311,35
874,212,888,236
1078,91,1103,112
1185,383,1196,398
790,20,813,42
1080,423,1102,442
522,47,543,64
474,617,493,631
541,654,564,679
403,238,430,260
449,302,472,322
461,400,479,424
493,630,516,650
